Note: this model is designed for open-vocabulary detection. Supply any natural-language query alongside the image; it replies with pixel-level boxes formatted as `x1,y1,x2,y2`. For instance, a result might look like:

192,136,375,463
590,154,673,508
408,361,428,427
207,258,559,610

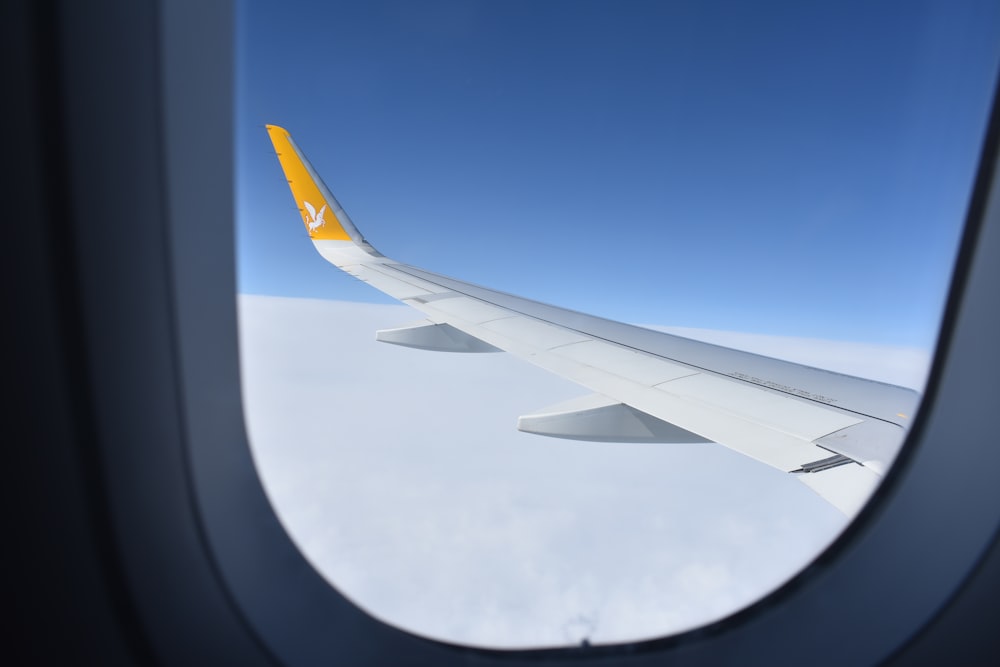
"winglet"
265,124,369,246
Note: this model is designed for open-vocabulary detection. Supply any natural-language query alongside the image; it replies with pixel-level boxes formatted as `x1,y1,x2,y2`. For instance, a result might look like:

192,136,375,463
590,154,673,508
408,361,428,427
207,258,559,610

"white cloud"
237,295,924,648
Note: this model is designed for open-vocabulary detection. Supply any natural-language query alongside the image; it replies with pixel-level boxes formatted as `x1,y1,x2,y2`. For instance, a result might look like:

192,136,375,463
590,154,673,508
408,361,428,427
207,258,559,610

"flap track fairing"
518,394,712,443
375,320,501,353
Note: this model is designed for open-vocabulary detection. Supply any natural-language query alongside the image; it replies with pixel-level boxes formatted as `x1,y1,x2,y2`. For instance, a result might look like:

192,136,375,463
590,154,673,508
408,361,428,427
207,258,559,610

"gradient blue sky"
237,0,1000,347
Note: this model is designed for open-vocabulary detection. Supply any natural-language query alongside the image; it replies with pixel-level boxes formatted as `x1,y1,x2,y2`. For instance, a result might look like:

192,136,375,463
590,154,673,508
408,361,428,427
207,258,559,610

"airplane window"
235,0,1000,649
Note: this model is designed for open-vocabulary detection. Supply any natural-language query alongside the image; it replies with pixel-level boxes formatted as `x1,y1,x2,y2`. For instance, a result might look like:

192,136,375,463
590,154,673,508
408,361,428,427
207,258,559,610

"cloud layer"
237,295,925,648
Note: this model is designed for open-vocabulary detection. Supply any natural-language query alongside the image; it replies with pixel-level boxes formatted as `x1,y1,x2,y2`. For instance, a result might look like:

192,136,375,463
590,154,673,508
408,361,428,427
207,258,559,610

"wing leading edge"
264,124,920,516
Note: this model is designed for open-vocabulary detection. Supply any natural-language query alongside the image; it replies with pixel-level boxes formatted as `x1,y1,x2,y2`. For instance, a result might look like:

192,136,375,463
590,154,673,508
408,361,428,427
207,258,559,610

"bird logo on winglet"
303,200,327,234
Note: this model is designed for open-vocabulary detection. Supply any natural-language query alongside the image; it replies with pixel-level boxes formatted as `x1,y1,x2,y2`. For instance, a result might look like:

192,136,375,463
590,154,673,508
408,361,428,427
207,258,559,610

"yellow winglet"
265,124,352,241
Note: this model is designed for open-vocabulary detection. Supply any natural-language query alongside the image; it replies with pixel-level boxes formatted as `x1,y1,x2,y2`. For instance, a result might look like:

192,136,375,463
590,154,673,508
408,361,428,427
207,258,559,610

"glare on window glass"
235,0,1000,648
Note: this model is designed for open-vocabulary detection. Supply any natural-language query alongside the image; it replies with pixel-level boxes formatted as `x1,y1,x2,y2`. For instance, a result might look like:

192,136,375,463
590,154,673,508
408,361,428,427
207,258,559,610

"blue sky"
236,0,1000,347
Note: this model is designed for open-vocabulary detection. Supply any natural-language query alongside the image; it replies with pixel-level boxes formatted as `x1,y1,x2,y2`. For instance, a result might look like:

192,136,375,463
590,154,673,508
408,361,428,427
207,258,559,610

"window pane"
236,0,1000,648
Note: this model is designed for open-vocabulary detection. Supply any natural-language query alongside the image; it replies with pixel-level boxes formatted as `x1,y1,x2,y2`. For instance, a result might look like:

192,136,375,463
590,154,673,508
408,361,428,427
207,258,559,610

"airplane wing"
265,124,921,516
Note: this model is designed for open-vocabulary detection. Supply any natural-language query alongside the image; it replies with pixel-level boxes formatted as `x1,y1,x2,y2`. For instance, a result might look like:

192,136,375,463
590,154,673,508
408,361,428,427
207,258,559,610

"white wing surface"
265,125,920,516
